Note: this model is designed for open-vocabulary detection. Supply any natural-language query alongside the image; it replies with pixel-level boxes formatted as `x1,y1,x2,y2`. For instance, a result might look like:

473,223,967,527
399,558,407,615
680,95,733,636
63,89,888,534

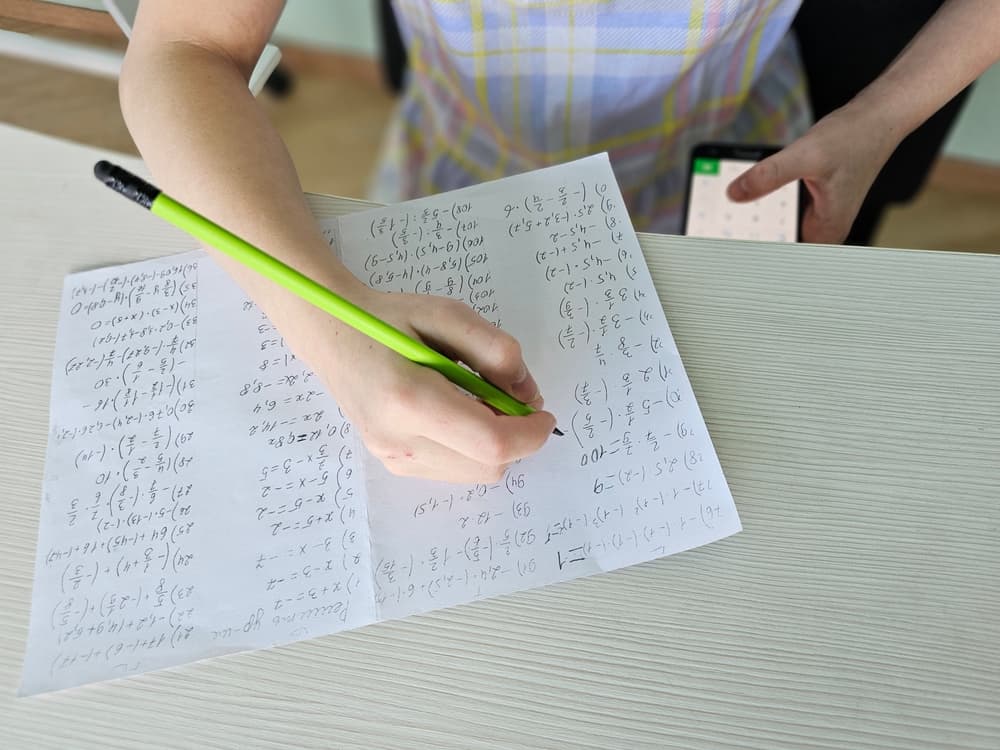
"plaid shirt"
371,0,811,233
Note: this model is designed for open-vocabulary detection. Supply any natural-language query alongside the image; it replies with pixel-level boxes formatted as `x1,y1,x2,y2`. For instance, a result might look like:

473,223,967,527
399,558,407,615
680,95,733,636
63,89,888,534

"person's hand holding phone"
726,103,898,244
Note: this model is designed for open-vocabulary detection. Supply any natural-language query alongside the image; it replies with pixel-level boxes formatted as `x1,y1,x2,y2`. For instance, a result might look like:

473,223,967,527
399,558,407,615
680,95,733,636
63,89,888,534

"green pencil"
93,161,561,434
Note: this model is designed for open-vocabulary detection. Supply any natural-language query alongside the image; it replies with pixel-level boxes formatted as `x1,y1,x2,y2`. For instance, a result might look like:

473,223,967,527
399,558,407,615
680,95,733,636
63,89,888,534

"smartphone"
681,143,803,242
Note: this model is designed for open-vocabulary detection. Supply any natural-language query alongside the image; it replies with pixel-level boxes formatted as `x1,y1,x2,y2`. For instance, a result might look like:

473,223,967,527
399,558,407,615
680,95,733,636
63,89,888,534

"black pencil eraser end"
93,160,114,184
93,160,160,209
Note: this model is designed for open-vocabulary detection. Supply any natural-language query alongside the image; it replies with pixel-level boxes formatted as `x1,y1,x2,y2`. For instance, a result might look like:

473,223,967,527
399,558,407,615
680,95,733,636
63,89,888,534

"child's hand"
274,282,557,484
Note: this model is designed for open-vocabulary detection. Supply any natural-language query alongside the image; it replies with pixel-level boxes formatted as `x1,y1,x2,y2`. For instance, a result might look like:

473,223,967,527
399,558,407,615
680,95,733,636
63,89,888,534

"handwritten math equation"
24,157,737,694
40,260,202,679
339,162,736,618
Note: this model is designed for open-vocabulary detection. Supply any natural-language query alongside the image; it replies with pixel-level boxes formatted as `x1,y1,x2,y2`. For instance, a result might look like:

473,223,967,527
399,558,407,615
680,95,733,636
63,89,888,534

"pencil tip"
552,427,564,436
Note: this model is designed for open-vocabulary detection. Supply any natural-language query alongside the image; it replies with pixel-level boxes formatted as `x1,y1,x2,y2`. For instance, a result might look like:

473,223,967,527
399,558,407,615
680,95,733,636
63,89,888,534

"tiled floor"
3,54,998,253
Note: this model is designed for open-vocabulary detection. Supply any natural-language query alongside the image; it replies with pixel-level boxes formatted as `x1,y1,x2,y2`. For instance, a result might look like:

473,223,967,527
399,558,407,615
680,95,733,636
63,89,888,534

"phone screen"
684,156,799,242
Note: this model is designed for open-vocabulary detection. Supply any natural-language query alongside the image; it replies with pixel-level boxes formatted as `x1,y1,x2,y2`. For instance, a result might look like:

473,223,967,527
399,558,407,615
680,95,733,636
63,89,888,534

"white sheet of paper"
21,154,739,694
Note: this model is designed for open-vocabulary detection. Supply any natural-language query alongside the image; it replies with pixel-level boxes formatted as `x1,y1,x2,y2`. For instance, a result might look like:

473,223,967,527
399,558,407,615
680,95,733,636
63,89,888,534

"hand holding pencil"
95,162,559,483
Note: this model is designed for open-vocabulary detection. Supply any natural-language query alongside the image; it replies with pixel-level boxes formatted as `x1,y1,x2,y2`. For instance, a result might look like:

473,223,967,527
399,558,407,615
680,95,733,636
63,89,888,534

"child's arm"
121,0,555,482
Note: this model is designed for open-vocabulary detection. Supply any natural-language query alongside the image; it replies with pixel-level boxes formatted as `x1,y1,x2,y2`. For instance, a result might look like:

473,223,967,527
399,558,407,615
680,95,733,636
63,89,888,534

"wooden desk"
2,123,998,749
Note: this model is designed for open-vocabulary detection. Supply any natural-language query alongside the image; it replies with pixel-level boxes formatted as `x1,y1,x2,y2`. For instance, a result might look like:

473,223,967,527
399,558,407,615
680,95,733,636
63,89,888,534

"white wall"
273,0,378,57
943,62,1000,165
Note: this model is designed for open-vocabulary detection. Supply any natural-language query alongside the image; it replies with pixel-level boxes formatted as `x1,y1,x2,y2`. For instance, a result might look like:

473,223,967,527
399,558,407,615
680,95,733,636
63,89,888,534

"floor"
3,54,999,253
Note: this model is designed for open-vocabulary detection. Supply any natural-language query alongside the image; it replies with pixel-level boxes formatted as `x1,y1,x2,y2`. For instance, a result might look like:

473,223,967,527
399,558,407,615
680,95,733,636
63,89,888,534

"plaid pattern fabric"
371,0,811,233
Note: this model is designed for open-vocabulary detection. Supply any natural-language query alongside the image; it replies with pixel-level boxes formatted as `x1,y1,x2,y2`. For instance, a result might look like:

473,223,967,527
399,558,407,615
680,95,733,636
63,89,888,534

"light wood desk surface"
2,124,998,749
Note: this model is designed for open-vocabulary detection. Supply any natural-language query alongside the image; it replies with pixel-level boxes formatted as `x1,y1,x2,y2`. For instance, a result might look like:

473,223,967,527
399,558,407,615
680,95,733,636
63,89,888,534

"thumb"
415,298,543,408
726,148,800,203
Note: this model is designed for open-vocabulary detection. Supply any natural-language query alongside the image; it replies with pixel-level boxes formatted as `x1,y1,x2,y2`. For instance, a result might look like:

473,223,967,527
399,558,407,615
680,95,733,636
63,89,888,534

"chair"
102,0,283,97
0,1,283,98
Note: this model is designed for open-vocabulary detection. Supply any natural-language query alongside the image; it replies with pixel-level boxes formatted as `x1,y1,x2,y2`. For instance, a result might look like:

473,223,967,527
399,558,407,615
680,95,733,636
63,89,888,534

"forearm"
119,40,365,311
851,0,1000,143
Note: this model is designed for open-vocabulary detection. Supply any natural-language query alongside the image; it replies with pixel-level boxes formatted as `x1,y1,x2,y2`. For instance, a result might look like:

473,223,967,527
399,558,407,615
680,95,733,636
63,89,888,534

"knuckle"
433,297,473,326
387,381,419,412
797,140,821,163
446,297,471,316
486,329,522,369
757,159,779,186
796,143,826,176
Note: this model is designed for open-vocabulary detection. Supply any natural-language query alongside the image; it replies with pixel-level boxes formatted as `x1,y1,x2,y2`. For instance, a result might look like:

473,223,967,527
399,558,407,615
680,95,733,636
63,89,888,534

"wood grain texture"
0,0,123,40
2,124,998,749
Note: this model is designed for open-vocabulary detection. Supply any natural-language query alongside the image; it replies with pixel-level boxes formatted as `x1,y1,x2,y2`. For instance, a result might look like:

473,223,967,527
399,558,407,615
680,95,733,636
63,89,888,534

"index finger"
727,149,797,202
